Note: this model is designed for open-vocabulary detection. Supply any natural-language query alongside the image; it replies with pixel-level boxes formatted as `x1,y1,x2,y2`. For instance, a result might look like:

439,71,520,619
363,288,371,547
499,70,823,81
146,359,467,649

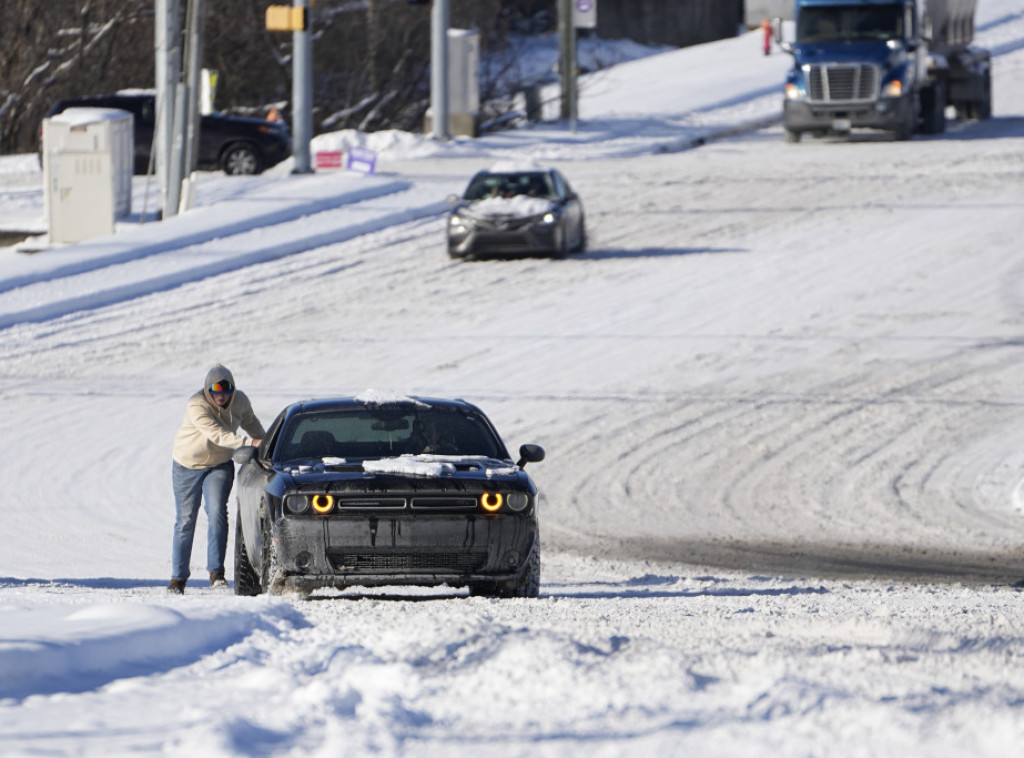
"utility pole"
557,0,577,130
155,0,181,218
181,0,205,184
430,0,450,140
292,0,313,173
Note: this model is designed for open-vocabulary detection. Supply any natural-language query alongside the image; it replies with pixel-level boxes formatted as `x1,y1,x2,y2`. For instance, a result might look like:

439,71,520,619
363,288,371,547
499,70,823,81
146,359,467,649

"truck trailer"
777,0,992,141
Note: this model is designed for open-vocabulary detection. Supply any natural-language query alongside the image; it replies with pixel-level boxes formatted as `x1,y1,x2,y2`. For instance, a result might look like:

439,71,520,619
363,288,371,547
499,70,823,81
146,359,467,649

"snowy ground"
3,6,1024,755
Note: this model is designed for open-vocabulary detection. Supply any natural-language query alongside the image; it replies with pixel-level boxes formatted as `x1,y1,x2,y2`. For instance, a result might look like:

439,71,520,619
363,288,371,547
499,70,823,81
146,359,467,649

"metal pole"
292,0,313,173
569,17,578,132
558,0,571,121
155,0,181,217
431,0,450,140
182,0,204,179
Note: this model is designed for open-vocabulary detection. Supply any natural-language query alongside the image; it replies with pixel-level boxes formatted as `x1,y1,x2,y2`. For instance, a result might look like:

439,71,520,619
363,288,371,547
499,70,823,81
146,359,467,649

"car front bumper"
448,219,562,258
272,513,538,591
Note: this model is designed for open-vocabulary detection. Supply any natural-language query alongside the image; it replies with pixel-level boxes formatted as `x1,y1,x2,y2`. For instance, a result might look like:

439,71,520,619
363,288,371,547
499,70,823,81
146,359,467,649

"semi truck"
777,0,992,141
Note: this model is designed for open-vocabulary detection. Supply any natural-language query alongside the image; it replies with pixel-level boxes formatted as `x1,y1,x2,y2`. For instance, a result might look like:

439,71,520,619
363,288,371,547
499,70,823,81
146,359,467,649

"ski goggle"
209,381,234,394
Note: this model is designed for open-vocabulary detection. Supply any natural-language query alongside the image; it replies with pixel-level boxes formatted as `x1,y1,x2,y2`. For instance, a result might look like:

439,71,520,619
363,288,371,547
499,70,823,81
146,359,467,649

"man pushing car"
168,364,265,594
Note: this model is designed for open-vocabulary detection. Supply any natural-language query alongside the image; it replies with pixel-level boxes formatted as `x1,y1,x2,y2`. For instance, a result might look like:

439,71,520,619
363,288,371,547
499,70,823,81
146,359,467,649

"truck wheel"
784,129,802,144
895,102,915,140
921,82,946,134
978,71,993,120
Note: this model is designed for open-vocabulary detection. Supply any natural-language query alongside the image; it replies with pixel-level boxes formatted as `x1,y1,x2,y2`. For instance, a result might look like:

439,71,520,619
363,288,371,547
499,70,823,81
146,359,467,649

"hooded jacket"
172,364,266,469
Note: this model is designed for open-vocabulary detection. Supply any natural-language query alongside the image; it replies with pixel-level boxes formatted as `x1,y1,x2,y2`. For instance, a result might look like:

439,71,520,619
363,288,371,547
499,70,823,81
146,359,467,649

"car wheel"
233,509,261,596
222,143,262,176
573,220,587,254
471,537,540,598
260,514,283,594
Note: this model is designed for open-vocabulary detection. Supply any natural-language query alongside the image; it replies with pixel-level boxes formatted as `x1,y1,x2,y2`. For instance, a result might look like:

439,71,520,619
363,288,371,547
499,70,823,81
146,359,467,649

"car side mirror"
516,443,545,468
233,446,257,464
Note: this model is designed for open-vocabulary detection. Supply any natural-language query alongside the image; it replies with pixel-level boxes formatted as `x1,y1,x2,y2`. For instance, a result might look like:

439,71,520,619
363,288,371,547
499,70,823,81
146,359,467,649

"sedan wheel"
222,144,262,176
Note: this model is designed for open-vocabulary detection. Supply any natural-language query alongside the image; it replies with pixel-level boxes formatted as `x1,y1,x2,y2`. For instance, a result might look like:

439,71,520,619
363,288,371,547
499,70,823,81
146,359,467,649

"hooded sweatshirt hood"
203,364,236,408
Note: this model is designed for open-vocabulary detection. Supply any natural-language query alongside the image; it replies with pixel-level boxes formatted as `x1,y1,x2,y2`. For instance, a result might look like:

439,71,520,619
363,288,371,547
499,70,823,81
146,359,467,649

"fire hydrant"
761,17,772,56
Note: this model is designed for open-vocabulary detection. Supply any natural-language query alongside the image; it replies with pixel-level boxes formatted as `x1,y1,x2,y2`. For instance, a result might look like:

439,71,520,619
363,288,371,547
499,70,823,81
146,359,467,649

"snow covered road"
2,6,1024,755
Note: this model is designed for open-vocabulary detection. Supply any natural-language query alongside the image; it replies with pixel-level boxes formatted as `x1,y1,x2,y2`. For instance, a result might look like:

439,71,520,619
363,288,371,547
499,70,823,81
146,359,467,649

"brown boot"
209,571,228,589
168,578,186,595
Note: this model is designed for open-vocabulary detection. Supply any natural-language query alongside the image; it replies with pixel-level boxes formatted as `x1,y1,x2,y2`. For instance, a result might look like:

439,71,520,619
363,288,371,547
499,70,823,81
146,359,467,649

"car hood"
459,196,556,220
277,455,526,487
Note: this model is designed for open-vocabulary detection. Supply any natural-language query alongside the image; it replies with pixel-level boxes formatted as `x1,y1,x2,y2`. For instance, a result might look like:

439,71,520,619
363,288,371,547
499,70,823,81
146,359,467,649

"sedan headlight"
449,212,473,232
541,212,557,224
285,494,310,514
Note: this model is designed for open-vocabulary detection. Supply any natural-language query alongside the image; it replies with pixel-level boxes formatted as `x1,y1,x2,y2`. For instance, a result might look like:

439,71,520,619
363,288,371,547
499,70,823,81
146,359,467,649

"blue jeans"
171,460,234,582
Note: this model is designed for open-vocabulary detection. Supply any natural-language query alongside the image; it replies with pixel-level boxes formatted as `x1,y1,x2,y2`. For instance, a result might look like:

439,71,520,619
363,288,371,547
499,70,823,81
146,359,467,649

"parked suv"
43,91,291,175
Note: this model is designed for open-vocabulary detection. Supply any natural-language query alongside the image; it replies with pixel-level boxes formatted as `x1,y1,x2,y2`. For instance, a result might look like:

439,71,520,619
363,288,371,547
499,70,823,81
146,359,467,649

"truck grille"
807,64,878,103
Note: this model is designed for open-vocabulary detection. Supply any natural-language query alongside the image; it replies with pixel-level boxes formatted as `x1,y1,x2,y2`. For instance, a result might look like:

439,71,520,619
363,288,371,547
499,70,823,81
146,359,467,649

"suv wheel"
222,143,262,175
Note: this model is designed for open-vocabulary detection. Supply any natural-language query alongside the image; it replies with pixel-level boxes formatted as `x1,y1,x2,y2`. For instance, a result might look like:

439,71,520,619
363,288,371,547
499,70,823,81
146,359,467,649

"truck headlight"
785,82,803,100
882,80,903,97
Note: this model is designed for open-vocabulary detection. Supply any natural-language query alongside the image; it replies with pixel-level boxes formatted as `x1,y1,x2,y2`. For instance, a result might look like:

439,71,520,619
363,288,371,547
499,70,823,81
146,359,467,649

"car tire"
233,509,261,596
222,143,263,175
470,537,540,598
573,220,587,254
260,514,283,594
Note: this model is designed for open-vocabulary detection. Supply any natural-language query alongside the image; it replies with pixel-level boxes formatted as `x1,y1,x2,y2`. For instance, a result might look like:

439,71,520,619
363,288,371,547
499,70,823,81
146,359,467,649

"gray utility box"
43,108,133,244
424,28,480,137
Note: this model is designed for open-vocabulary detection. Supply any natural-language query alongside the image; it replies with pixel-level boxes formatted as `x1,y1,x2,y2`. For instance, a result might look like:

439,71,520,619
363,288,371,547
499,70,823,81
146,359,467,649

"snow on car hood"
359,454,519,478
463,195,555,219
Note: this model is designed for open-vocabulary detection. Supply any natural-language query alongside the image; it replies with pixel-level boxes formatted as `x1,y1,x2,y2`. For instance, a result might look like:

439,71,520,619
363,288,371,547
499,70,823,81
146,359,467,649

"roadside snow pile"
0,596,305,701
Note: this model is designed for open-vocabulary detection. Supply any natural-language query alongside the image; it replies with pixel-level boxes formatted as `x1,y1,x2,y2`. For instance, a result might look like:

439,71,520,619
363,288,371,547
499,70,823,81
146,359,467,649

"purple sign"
346,146,377,175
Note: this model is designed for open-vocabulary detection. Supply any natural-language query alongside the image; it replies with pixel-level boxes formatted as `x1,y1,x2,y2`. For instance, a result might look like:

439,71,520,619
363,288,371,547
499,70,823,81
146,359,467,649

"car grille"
335,497,406,509
478,216,533,232
807,64,879,102
327,549,488,573
411,497,478,509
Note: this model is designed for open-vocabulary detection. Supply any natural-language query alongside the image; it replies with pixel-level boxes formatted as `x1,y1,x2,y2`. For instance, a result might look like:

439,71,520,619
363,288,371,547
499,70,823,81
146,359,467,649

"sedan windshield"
276,407,506,463
464,172,556,201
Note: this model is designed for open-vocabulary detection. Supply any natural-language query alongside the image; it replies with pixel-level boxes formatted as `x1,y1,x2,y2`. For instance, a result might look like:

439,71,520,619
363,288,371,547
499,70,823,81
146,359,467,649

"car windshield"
275,407,506,463
797,5,903,42
463,172,556,201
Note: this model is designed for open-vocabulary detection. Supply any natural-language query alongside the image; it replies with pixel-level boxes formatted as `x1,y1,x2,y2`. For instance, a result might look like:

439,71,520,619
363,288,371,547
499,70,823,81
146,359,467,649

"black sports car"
446,166,586,259
231,395,545,598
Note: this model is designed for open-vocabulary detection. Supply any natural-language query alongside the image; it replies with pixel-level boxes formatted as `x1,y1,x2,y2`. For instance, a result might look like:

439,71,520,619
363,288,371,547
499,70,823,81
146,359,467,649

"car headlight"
311,494,335,515
541,212,557,224
480,492,503,512
506,492,529,511
285,494,310,514
449,213,473,231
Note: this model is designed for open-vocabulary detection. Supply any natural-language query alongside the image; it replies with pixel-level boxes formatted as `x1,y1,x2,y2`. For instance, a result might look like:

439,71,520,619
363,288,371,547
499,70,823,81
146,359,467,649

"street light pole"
431,0,450,140
292,0,313,173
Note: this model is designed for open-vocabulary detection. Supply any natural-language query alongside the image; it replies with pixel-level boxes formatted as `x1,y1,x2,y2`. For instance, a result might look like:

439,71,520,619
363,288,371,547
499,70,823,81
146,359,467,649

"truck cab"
778,0,991,142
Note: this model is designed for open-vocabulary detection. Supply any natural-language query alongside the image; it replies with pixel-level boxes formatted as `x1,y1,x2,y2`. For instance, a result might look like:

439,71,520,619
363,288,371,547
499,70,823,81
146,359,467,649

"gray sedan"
447,167,586,260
